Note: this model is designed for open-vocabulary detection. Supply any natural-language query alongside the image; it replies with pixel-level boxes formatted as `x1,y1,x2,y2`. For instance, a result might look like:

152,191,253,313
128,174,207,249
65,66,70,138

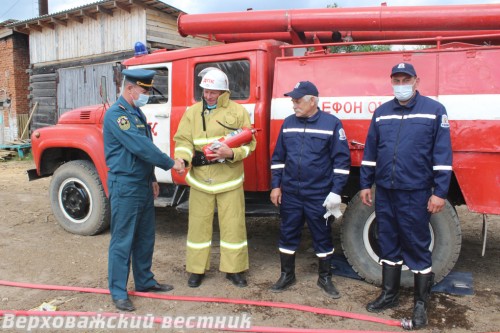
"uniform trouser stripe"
375,186,432,271
220,240,248,250
187,240,212,249
279,248,295,255
316,249,335,258
186,186,249,274
278,191,334,257
412,267,432,274
380,259,404,266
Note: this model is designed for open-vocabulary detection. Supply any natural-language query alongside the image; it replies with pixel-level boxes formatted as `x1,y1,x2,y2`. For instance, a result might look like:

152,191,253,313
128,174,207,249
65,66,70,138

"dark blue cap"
284,81,319,99
391,62,417,77
122,69,156,88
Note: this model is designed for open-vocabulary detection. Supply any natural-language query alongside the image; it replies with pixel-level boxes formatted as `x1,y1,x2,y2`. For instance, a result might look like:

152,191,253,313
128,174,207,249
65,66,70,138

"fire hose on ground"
0,279,415,331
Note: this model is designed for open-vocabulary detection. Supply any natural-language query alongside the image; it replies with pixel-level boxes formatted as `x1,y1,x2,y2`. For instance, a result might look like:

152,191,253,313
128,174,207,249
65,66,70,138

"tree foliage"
325,3,391,53
329,44,392,53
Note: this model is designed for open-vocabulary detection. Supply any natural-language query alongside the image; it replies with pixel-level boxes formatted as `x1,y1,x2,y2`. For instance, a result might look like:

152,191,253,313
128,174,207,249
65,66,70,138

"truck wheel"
49,160,110,236
341,191,461,287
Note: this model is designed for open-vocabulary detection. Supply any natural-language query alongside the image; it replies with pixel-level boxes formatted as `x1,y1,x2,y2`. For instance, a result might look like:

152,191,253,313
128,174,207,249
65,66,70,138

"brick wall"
0,32,30,142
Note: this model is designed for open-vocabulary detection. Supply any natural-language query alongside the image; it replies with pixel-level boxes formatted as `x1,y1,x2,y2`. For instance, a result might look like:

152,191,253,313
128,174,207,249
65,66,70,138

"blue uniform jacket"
360,91,453,198
103,96,175,186
271,109,351,196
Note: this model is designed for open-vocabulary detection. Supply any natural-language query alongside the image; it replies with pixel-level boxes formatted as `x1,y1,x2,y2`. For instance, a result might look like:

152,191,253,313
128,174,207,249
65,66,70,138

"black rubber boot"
412,272,434,329
317,257,340,299
270,253,296,292
366,264,402,313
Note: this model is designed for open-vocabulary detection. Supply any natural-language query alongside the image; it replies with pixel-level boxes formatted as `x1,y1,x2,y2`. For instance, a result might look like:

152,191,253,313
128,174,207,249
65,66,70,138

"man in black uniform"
103,69,184,311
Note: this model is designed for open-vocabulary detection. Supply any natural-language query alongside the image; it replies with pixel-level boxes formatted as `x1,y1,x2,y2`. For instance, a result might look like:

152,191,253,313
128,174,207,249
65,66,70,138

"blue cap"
391,62,417,77
284,81,319,99
122,69,156,89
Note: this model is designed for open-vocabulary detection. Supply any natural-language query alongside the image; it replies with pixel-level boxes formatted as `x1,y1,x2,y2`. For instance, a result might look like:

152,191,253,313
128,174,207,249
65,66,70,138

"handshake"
172,158,186,175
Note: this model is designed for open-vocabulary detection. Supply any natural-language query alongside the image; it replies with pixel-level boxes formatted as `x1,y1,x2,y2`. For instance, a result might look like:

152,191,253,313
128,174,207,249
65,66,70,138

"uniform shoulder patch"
117,116,130,131
440,115,450,128
339,128,347,140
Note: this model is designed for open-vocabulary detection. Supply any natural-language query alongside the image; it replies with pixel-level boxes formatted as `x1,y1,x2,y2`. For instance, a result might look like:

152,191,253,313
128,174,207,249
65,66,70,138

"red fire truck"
28,4,500,287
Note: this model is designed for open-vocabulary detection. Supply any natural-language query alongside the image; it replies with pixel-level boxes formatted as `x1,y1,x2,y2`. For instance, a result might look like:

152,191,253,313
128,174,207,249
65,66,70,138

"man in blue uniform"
360,63,452,329
269,81,351,299
103,69,185,311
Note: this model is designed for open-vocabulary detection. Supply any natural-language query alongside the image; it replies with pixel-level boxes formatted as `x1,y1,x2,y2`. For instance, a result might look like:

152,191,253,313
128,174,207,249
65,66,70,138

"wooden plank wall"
17,113,29,140
28,51,133,130
29,7,146,64
57,62,118,115
25,5,219,131
29,72,57,130
146,9,219,49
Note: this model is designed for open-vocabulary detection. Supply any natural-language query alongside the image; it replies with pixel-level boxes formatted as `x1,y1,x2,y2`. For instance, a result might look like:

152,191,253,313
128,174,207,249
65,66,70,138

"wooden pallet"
0,140,31,160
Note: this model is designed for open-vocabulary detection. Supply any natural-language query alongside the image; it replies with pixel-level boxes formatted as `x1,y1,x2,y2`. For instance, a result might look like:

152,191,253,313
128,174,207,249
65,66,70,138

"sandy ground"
0,159,499,333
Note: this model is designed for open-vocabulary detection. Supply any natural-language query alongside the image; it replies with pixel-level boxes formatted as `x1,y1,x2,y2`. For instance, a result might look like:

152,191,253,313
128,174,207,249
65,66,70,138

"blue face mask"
133,93,149,107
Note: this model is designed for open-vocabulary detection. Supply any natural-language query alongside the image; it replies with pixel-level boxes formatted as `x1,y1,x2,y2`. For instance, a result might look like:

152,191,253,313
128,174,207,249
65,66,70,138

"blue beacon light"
134,42,148,56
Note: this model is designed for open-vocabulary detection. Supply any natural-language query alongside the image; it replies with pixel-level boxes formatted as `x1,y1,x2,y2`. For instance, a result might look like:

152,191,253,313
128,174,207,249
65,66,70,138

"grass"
0,150,33,162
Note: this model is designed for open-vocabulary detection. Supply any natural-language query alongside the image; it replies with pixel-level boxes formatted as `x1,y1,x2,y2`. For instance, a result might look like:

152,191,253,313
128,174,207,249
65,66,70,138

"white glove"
322,192,342,219
209,141,222,151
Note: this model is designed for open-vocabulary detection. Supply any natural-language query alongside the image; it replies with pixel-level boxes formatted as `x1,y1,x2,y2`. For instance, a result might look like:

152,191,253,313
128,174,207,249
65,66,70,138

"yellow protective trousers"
186,186,249,274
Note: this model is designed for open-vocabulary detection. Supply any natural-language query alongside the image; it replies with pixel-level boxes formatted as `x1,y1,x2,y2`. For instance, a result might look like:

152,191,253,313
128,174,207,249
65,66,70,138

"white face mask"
393,83,415,102
133,93,149,107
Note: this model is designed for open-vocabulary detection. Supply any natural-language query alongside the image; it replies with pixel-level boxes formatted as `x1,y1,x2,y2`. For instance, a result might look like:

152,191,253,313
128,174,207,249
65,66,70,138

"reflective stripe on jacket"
174,91,256,194
360,91,453,198
271,109,351,196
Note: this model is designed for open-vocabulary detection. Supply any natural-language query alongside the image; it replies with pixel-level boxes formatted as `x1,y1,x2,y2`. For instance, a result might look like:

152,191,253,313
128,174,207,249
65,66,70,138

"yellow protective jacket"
174,92,256,194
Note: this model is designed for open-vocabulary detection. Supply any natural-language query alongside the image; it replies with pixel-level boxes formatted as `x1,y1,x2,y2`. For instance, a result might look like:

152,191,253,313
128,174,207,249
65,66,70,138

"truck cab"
29,40,288,236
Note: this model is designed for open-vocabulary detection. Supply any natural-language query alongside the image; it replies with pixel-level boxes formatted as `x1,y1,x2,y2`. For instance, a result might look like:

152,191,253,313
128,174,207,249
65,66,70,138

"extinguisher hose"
0,279,410,331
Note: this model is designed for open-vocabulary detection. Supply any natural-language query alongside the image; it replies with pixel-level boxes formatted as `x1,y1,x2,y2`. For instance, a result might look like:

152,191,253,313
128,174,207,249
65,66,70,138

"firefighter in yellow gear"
174,67,256,288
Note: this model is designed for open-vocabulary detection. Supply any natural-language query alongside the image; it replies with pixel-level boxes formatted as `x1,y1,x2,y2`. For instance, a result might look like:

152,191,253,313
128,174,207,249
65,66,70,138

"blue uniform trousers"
108,179,157,300
375,186,432,271
279,191,334,257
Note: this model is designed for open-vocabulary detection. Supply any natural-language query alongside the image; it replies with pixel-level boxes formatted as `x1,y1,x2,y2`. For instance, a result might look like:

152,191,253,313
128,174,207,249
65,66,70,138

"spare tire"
341,190,461,287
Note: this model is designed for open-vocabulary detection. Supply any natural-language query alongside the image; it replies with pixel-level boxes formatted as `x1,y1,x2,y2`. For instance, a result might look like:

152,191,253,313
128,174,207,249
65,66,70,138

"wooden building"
7,0,217,130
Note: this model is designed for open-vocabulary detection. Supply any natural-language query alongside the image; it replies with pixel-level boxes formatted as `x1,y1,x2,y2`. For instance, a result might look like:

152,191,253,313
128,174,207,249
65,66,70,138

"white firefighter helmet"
199,67,229,91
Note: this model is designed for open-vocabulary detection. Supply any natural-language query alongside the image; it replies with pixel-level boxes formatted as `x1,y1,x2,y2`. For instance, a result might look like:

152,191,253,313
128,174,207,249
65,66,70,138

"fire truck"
28,4,500,287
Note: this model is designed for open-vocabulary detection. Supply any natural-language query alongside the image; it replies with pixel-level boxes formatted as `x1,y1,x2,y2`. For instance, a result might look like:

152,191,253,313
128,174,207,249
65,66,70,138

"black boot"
317,257,340,299
412,272,434,329
270,253,296,292
366,264,402,313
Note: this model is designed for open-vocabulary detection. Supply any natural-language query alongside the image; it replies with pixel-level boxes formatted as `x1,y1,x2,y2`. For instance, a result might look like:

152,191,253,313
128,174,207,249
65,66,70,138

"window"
194,60,250,101
148,68,168,104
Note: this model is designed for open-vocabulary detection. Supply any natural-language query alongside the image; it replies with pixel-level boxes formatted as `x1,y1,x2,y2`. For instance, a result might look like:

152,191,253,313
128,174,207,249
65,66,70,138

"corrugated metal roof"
7,0,184,28
1,19,18,27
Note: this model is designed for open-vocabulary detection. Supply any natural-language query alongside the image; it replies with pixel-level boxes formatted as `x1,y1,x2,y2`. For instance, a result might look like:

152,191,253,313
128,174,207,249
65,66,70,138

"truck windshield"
148,68,168,104
194,60,250,101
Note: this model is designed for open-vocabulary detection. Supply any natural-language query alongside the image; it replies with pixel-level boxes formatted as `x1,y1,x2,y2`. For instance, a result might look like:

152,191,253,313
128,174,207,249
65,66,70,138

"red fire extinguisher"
202,127,258,161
